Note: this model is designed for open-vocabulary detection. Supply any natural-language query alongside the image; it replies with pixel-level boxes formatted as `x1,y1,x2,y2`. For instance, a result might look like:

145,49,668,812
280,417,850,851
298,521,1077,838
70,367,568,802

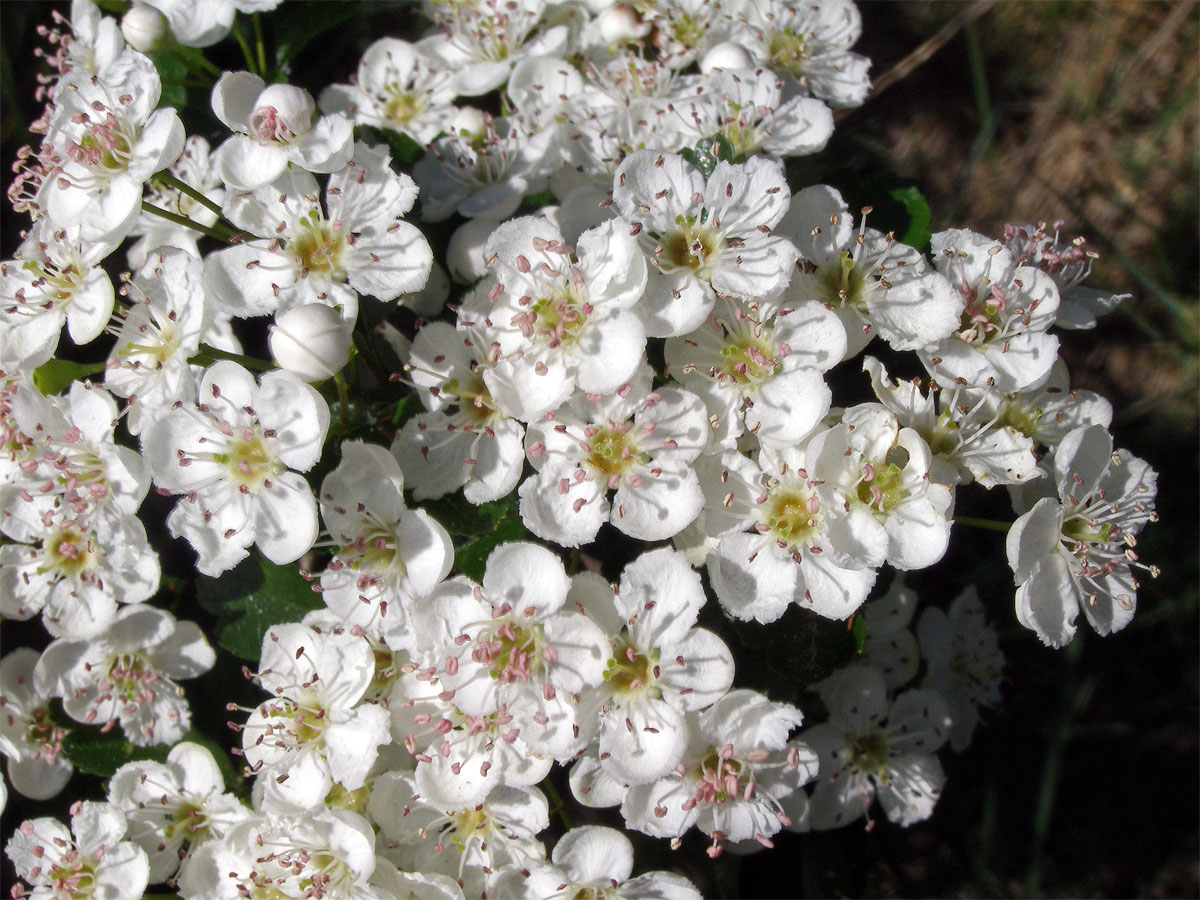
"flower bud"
447,219,498,284
596,4,648,45
451,106,487,140
269,304,352,382
121,3,170,52
700,42,756,74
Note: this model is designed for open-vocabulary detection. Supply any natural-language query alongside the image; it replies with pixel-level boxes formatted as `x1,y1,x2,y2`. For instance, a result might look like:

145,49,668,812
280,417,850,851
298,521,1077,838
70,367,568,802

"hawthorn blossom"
108,742,251,882
619,690,817,855
520,372,709,546
919,228,1061,393
205,141,431,323
6,801,149,900
393,320,526,504
917,587,1004,752
39,48,184,242
210,72,353,189
495,826,704,900
460,216,648,421
142,361,329,575
612,150,798,337
805,666,952,829
0,648,73,801
571,548,735,784
240,623,390,814
35,605,215,746
1006,424,1158,647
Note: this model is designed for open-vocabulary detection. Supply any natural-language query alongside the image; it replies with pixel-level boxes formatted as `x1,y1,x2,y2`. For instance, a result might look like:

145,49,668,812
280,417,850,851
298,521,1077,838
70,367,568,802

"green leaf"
63,727,171,778
31,358,106,395
453,512,527,582
679,135,736,180
149,52,188,110
419,493,515,537
195,554,323,661
274,1,366,71
851,612,868,654
887,186,933,252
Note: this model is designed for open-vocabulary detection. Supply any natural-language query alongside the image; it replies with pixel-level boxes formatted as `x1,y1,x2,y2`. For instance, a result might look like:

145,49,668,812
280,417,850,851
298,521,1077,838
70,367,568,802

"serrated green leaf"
419,493,515,537
453,513,526,582
195,555,323,661
887,186,933,252
63,727,171,778
149,52,188,110
31,358,106,395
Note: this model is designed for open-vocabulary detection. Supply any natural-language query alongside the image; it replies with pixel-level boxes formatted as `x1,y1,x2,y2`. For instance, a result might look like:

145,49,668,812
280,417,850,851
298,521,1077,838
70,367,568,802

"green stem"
540,777,573,831
153,170,225,221
954,516,1011,533
168,40,221,79
141,201,235,242
253,12,268,77
333,370,351,425
231,20,260,76
190,344,274,372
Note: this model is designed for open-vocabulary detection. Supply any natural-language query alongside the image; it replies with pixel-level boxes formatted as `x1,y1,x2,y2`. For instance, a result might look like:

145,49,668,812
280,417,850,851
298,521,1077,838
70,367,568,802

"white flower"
141,0,283,48
858,579,921,691
520,372,709,546
318,38,458,144
1004,221,1128,330
0,648,73,801
142,361,329,575
619,690,817,854
495,825,704,900
1006,424,1158,647
571,548,735,784
318,440,454,644
806,666,951,829
105,246,213,436
0,220,116,369
460,216,648,421
369,775,549,900
696,446,876,623
6,801,149,900
782,185,961,358
40,48,184,242
240,623,391,813
433,543,610,760
211,73,353,189
919,228,1061,393
108,742,251,883
612,150,798,337
178,809,385,900
665,297,844,450
807,404,954,572
205,141,430,322
392,320,526,504
917,587,1004,752
35,605,215,746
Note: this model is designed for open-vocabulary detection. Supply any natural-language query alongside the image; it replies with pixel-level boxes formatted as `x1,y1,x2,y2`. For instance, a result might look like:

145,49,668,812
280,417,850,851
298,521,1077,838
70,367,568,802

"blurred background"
1,2,1196,897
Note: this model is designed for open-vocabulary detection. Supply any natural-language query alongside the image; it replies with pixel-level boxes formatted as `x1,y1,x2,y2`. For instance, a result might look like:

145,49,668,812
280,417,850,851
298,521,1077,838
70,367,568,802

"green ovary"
820,251,870,312
855,456,908,512
763,486,820,549
585,427,646,477
1062,515,1110,544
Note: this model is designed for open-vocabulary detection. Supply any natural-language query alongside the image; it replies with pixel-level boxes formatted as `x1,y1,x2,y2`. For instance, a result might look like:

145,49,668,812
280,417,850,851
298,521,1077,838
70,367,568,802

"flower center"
107,652,160,702
383,88,424,126
530,284,590,349
766,28,809,77
956,282,1009,345
819,250,872,312
22,257,83,304
48,849,96,897
291,214,349,279
603,640,660,700
41,525,97,579
442,372,504,427
660,216,721,276
342,524,404,575
585,425,646,477
854,447,910,512
218,431,283,492
995,401,1042,442
1061,515,1111,545
848,730,889,774
763,484,821,549
163,801,210,843
719,331,781,387
449,807,492,851
475,619,547,684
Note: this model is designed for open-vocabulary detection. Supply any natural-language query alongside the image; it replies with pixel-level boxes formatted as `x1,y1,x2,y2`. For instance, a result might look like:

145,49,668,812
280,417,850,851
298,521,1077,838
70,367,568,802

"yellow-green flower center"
585,426,646,477
291,214,349,279
443,372,504,427
41,526,97,579
660,216,721,277
766,28,810,78
763,485,821,549
217,433,283,492
603,640,660,700
848,730,889,774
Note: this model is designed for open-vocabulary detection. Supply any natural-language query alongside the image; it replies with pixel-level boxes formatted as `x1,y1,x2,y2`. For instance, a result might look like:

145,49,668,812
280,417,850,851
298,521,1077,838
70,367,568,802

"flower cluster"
1,1,1162,898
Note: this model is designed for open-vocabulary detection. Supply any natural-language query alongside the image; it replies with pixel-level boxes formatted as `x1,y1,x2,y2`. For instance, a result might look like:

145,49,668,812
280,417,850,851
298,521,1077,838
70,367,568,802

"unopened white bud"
121,3,170,52
596,4,649,44
451,107,487,140
447,219,499,284
700,42,756,74
269,304,352,382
